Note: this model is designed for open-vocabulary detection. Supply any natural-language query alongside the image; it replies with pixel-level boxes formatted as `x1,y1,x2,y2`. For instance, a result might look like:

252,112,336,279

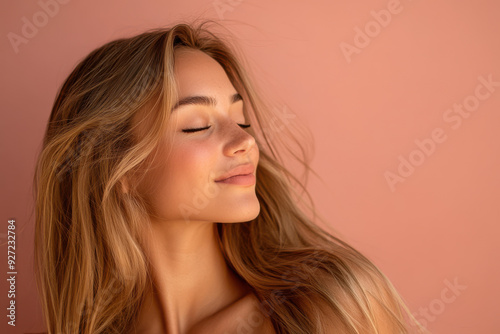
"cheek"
168,141,216,185
146,139,218,216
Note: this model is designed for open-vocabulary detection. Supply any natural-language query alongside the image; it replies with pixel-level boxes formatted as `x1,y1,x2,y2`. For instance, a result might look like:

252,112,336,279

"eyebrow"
171,92,243,112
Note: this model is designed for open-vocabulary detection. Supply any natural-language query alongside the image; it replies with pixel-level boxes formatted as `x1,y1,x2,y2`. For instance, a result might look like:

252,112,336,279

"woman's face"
135,47,260,224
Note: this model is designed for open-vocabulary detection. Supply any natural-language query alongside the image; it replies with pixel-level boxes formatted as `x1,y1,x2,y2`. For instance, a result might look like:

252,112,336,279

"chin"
219,201,261,223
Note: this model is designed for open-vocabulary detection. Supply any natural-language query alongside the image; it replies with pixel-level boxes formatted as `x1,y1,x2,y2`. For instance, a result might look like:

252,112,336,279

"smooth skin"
128,48,274,334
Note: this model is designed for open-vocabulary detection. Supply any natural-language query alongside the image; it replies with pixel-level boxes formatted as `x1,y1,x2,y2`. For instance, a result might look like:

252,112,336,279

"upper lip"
215,163,255,182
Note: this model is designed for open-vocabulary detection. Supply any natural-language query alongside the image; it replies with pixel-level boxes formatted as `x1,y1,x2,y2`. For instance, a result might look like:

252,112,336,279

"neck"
133,221,251,334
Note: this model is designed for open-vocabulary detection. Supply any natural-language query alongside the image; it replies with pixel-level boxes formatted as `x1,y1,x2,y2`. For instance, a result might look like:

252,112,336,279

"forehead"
173,47,236,97
131,48,240,140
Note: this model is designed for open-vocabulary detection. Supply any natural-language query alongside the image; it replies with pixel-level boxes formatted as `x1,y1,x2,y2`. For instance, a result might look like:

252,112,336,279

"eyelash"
182,123,251,133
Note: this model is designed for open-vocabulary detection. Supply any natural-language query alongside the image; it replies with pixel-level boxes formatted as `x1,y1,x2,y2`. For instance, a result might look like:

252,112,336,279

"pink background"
1,0,499,333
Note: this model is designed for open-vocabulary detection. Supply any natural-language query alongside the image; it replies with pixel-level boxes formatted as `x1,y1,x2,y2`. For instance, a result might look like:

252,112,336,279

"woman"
33,20,425,333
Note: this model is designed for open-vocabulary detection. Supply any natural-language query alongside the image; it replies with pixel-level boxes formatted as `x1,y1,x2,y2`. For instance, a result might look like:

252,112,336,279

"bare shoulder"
188,292,275,334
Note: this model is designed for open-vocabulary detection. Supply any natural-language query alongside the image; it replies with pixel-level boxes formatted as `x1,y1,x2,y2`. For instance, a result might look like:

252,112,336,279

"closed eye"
182,123,250,133
182,125,211,133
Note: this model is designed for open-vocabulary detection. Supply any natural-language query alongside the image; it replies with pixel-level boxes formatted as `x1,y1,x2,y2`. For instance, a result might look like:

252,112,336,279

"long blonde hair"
33,20,425,333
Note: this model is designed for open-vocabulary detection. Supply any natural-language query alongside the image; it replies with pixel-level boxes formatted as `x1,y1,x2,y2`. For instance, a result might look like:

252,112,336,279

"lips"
215,163,256,186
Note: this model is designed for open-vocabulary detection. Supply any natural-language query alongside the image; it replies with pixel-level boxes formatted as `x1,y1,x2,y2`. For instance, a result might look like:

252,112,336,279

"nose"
222,122,256,157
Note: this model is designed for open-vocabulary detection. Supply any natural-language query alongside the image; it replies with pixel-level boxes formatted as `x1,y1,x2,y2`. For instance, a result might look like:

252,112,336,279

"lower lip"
215,174,256,186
